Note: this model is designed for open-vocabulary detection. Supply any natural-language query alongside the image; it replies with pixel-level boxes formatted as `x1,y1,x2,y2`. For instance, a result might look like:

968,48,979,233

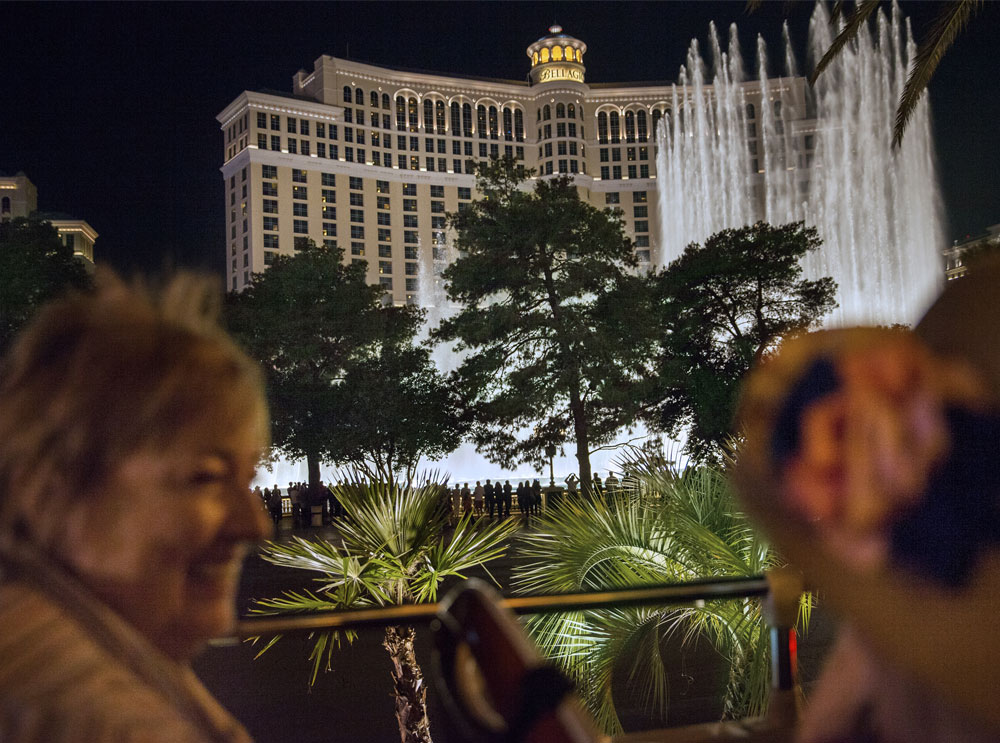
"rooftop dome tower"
526,25,587,85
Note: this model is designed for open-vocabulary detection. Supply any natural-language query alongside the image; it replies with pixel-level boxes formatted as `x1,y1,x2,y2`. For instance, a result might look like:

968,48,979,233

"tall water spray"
656,1,943,326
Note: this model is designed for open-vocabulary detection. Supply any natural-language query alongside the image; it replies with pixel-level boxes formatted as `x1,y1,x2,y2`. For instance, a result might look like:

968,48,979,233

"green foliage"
254,477,519,683
648,221,836,462
0,217,91,354
331,343,463,484
514,457,797,735
226,241,456,483
435,157,657,485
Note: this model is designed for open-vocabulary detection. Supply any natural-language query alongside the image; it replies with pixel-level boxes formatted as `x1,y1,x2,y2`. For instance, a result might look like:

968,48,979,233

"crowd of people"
445,479,544,521
4,264,998,742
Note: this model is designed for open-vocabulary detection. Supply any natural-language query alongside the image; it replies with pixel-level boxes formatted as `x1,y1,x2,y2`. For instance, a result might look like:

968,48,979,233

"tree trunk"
568,384,592,492
383,625,433,743
306,451,321,490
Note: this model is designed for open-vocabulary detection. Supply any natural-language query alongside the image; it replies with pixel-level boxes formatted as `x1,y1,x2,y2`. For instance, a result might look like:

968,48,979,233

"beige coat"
0,541,252,743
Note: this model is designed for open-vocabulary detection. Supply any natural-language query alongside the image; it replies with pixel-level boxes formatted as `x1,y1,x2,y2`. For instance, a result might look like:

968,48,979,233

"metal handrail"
217,575,769,643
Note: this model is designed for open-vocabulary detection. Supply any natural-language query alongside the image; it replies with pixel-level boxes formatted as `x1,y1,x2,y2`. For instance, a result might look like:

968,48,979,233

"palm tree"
253,477,519,743
750,0,983,147
513,456,804,736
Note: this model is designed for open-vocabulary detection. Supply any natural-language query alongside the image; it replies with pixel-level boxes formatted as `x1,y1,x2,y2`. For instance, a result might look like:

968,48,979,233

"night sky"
3,1,997,279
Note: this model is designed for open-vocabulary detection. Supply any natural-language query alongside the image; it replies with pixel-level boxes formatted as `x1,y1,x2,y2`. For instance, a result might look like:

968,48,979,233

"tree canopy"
0,217,91,354
435,157,655,486
330,342,463,483
648,221,836,462
226,241,454,485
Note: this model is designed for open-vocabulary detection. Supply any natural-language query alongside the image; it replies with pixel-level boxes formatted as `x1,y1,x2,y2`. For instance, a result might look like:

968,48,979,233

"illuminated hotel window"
396,97,406,130
423,99,433,131
568,103,576,118
436,101,446,133
565,46,573,60
263,216,278,231
382,93,390,109
625,111,635,142
379,244,392,257
541,47,550,63
610,112,621,143
576,49,582,62
633,190,647,202
257,133,267,149
532,52,539,65
353,243,366,256
263,199,278,214
637,112,648,142
598,112,608,144
404,214,418,228
322,206,336,219
552,46,563,61
270,114,280,131
376,180,390,193
408,98,418,131
262,182,278,197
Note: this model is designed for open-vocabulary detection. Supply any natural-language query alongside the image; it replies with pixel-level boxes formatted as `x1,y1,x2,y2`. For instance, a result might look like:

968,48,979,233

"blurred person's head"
0,270,270,660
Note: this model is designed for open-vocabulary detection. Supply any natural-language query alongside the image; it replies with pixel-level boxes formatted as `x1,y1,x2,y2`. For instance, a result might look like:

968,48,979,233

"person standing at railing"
0,271,269,742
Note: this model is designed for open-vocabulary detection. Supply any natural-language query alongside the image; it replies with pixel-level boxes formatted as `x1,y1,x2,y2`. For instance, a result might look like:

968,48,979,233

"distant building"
217,26,812,300
943,223,1000,281
0,171,97,266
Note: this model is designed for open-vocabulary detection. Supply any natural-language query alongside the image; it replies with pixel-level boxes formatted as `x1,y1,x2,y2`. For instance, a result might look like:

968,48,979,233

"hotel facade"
217,26,810,301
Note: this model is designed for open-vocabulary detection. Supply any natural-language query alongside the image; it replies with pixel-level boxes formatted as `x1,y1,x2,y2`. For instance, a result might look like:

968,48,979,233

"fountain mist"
656,1,942,326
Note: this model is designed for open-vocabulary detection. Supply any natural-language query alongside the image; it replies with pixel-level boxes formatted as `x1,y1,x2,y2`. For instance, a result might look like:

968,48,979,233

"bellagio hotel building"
218,26,806,301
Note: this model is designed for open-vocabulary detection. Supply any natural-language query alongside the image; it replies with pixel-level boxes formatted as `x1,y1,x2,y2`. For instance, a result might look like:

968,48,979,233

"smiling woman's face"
61,413,271,661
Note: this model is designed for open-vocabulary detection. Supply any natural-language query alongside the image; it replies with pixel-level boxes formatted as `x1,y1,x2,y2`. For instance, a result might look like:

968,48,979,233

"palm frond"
513,454,801,734
893,0,981,148
809,0,881,84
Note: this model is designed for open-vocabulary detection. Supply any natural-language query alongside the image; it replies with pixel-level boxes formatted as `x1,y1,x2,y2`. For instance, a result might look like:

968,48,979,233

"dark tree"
226,241,417,486
435,157,656,487
330,341,463,483
0,218,91,354
649,221,836,461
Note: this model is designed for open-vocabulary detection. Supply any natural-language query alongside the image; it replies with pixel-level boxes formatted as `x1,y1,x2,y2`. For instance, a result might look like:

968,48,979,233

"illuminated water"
257,2,944,486
656,1,942,326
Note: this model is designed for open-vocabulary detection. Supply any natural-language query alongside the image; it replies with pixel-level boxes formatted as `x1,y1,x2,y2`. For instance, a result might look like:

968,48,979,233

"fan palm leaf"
514,457,798,736
252,475,518,743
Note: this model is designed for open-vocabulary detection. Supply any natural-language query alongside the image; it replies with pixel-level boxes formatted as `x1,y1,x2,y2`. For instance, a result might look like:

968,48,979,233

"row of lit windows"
597,110,657,145
538,122,581,141
599,147,649,162
599,164,651,180
538,103,582,121
530,45,582,66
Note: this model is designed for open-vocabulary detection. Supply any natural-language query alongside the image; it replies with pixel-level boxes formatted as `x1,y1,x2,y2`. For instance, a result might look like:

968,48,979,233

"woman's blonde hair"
0,269,268,550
